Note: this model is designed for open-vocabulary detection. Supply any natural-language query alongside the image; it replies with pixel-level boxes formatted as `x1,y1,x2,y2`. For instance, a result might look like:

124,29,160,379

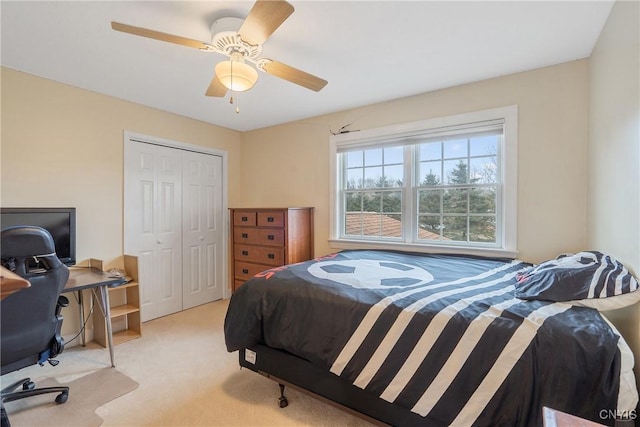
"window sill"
328,239,519,260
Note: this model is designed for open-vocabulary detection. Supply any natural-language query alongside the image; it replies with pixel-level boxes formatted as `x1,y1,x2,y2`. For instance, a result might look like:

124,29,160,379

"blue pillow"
515,251,640,309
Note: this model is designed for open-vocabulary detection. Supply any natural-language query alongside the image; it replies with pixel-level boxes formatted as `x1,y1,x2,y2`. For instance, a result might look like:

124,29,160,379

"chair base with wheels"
1,377,69,405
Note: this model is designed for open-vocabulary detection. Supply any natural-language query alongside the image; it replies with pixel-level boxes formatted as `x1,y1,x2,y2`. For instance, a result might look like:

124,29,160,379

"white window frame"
329,105,518,258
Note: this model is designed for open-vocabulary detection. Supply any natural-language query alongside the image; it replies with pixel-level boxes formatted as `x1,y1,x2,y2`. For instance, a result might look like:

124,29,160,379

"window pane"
382,191,402,213
345,192,362,213
363,192,382,213
469,216,496,243
443,139,467,159
365,148,383,166
470,135,498,157
469,187,496,214
443,216,467,241
384,146,404,164
418,215,441,239
345,213,362,236
383,164,403,187
364,166,383,188
381,214,402,238
419,142,441,161
443,188,468,213
470,156,497,184
346,151,363,168
418,161,441,185
362,214,382,237
444,159,468,184
346,168,363,189
418,189,441,214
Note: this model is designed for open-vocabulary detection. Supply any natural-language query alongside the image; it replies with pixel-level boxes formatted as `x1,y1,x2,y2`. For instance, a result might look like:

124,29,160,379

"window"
330,106,518,257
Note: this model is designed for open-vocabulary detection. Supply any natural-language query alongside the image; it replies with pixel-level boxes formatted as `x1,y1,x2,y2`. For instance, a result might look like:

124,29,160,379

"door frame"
123,130,230,300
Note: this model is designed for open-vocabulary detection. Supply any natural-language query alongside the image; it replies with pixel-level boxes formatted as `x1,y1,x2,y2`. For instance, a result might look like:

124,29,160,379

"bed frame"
239,345,426,426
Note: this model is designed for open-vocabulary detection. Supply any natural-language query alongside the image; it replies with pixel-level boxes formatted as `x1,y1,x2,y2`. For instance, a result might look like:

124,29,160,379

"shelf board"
113,329,141,345
110,304,140,318
109,281,138,291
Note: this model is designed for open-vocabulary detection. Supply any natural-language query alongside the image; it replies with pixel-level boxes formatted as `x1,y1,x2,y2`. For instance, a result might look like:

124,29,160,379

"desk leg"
77,290,86,346
96,285,115,368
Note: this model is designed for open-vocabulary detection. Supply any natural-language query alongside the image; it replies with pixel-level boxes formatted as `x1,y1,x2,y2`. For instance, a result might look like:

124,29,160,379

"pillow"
515,251,640,310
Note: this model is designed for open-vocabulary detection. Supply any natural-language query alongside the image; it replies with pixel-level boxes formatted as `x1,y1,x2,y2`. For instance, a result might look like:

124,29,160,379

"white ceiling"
1,1,614,132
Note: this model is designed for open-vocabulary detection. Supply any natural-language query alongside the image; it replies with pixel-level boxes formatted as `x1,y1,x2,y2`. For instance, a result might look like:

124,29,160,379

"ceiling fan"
111,0,327,98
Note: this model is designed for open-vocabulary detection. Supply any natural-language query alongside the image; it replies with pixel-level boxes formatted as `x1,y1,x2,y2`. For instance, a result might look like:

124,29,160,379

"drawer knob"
242,250,249,256
241,216,248,221
242,233,248,238
242,269,249,274
268,253,275,259
267,217,274,222
267,235,275,240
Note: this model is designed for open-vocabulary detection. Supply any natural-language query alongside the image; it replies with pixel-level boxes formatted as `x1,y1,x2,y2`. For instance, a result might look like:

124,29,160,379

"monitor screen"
0,207,76,266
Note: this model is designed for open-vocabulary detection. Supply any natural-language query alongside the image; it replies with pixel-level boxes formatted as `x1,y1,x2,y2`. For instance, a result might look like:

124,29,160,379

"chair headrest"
1,226,57,259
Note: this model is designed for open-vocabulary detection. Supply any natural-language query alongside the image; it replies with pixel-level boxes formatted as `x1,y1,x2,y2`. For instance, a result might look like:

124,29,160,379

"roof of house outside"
345,213,445,240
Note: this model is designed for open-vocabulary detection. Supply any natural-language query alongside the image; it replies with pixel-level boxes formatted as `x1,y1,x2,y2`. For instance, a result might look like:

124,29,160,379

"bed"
224,249,639,426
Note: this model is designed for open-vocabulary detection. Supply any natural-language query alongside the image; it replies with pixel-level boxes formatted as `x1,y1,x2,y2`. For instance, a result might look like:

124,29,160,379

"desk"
0,266,31,300
63,268,126,367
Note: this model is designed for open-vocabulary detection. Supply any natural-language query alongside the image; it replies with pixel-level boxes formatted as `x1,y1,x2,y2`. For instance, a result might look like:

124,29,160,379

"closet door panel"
182,151,223,309
125,141,182,322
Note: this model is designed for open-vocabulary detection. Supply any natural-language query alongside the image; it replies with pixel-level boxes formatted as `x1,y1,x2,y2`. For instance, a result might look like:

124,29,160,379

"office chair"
1,226,71,423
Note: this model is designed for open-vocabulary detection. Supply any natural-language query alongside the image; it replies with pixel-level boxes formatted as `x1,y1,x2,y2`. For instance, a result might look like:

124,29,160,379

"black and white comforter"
224,250,626,426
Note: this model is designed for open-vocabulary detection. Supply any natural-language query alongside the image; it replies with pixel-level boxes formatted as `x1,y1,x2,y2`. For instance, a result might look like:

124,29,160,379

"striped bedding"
224,249,628,426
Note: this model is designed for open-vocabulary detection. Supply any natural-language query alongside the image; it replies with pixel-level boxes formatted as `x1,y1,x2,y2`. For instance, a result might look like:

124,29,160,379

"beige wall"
242,60,590,263
588,0,640,275
1,67,243,335
587,0,640,386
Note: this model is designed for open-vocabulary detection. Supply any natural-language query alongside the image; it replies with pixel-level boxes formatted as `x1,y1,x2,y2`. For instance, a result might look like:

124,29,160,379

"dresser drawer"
257,211,285,227
234,244,284,266
234,261,269,281
234,211,257,227
234,227,285,246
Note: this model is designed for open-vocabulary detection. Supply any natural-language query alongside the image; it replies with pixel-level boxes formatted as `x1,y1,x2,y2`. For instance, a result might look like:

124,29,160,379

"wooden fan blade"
111,22,211,50
206,75,228,97
263,61,328,92
238,0,294,46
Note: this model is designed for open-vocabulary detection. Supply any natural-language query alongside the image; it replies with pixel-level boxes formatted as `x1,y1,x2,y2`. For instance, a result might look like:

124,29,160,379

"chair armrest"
56,295,69,316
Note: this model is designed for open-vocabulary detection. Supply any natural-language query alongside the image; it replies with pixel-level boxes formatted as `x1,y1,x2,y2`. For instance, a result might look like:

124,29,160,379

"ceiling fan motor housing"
210,17,262,59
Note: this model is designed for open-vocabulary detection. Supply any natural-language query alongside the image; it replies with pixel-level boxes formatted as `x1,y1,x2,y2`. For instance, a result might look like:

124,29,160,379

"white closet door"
182,151,224,309
125,141,183,321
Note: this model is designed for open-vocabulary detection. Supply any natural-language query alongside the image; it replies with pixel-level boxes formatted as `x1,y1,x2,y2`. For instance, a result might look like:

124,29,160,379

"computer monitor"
0,207,76,266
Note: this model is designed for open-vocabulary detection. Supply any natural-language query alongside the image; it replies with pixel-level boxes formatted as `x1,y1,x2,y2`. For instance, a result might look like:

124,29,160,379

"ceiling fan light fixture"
215,60,258,92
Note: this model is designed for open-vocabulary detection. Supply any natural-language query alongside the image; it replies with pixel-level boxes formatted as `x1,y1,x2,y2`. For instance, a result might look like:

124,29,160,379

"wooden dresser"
230,207,314,291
